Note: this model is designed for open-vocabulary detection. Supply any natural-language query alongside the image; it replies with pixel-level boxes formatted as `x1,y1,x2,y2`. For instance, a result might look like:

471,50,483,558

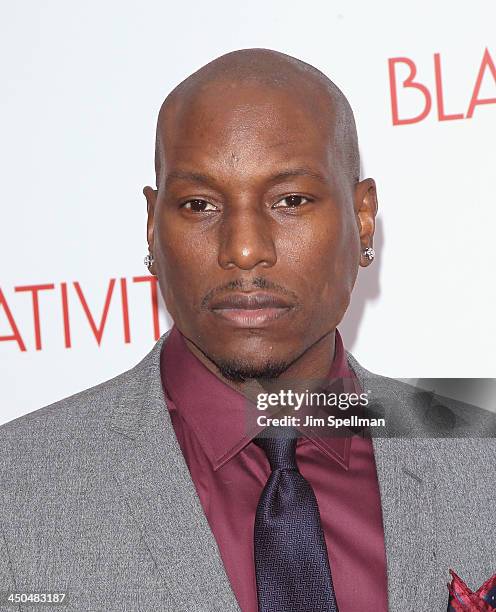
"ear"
354,178,378,267
143,185,158,275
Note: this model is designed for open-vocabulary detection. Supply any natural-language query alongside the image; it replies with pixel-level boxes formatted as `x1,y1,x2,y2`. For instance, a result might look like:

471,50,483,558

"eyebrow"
165,167,329,188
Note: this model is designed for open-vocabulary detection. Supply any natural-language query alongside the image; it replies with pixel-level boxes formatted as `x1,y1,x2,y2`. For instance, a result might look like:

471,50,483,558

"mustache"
200,277,298,310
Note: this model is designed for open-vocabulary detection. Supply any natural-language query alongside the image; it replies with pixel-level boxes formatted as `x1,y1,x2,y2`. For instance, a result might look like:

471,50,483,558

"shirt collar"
161,325,360,472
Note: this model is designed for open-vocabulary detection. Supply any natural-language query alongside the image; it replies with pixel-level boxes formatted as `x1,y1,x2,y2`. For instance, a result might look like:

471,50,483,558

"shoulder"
1,370,124,445
0,333,168,476
346,351,496,439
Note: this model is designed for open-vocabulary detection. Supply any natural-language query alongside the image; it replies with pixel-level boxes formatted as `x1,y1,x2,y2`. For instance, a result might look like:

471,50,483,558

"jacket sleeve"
0,524,20,612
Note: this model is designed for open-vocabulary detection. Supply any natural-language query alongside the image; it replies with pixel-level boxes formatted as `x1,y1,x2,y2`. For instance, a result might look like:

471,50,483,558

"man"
0,49,495,612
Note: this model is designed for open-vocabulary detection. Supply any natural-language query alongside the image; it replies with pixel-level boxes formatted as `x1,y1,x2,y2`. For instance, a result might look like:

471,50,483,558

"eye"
182,199,218,212
272,194,311,209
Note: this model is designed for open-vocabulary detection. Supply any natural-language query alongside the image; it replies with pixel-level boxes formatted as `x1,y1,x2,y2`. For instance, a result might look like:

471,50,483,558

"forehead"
159,81,337,180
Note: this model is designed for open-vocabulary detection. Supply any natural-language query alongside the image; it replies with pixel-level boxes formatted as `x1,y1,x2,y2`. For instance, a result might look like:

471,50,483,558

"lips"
210,292,292,310
209,292,294,327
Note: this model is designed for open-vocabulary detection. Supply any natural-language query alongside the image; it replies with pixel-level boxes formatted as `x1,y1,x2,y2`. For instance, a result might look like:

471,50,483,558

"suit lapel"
347,354,440,609
371,436,440,609
105,333,240,612
349,354,496,609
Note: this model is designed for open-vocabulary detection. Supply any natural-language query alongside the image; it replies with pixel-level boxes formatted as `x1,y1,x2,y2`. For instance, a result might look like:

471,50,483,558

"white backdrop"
1,0,495,425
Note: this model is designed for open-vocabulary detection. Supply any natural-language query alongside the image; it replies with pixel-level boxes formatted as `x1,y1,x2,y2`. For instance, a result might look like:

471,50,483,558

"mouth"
208,292,294,328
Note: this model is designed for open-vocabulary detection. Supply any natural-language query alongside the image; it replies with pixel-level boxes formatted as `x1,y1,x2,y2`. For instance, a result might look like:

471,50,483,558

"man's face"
146,81,375,378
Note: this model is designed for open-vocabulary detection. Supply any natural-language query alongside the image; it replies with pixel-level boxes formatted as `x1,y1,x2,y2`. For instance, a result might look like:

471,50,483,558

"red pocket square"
447,569,496,611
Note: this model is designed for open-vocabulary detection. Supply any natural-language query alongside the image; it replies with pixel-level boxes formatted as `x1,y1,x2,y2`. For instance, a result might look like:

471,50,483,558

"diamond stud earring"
363,247,375,261
144,253,154,268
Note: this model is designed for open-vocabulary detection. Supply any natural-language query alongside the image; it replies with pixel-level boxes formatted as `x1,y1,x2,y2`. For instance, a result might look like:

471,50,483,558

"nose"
218,206,277,271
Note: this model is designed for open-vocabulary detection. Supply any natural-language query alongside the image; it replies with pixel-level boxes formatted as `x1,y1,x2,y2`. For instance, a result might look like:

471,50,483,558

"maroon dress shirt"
160,325,388,612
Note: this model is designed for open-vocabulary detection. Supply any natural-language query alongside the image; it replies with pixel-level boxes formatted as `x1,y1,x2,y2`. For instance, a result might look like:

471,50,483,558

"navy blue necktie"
253,427,339,612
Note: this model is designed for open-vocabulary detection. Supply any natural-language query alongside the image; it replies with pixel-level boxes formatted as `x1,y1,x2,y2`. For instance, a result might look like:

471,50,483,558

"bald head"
154,48,360,187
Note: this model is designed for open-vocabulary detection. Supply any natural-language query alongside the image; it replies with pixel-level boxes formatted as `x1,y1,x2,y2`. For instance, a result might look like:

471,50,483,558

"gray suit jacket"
1,332,495,611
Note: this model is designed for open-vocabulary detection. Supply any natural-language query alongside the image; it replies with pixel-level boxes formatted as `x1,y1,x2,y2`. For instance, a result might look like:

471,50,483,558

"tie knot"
254,427,298,471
